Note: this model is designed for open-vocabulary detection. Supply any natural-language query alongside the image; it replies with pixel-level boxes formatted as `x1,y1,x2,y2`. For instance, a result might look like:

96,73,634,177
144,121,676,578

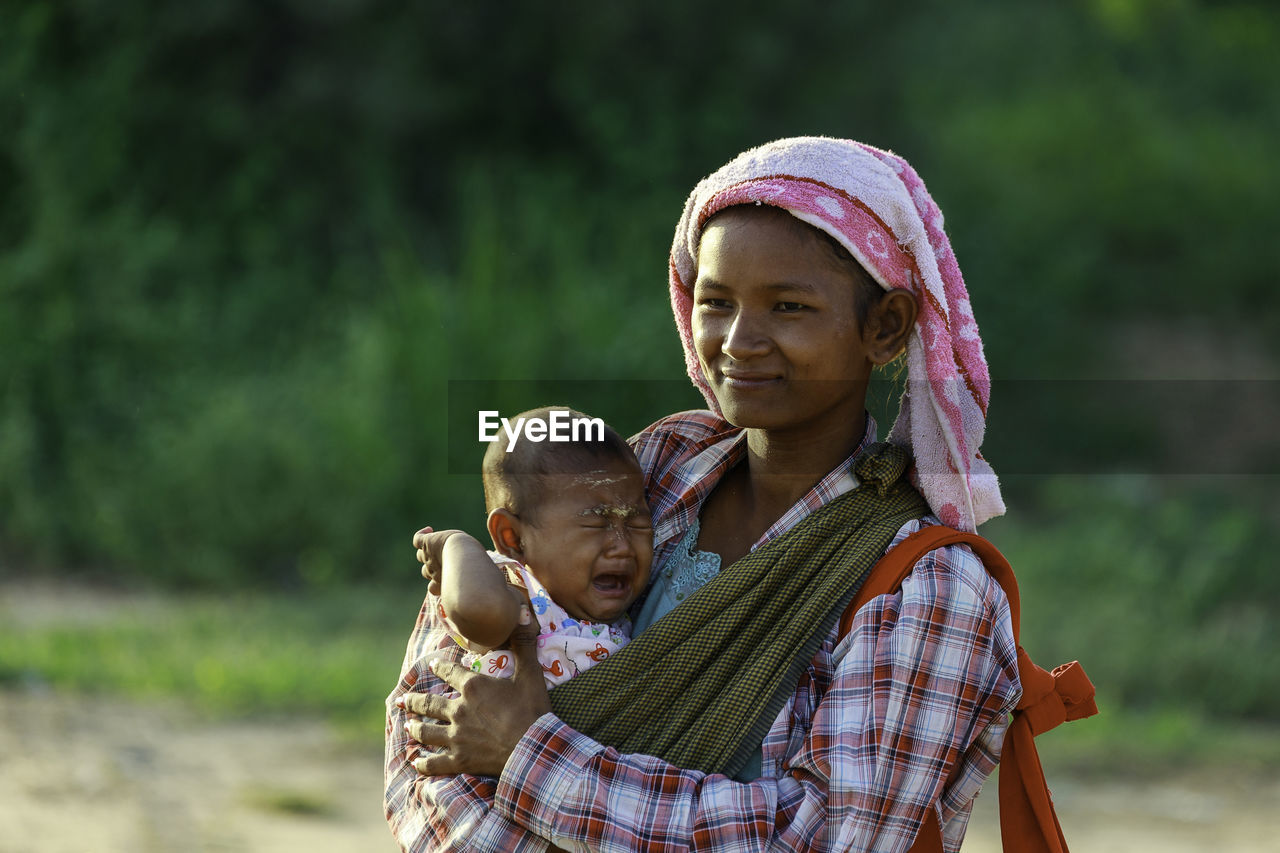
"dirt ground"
963,764,1280,853
0,687,396,853
3,687,1277,852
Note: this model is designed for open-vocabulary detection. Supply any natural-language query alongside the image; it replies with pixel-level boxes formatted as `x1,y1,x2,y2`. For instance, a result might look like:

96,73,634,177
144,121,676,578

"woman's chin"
718,404,793,431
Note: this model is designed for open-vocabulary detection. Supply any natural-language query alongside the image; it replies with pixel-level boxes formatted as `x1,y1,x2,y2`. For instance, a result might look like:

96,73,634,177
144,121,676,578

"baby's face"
519,459,653,624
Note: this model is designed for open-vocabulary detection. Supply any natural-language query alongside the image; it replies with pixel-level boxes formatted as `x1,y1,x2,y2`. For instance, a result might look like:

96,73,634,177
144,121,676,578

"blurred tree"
1,0,1276,595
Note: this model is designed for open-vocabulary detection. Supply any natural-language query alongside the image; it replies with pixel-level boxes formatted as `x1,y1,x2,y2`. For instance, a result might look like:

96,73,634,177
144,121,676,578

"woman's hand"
413,526,464,596
399,615,551,777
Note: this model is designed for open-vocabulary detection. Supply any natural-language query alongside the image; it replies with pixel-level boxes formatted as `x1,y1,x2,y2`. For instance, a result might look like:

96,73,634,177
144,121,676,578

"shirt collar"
654,412,879,551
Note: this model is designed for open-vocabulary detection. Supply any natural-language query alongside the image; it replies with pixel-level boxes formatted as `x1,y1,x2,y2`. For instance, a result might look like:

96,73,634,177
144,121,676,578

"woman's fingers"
508,613,546,699
399,615,552,779
405,717,449,746
412,750,457,776
401,689,453,723
428,658,471,694
401,642,552,778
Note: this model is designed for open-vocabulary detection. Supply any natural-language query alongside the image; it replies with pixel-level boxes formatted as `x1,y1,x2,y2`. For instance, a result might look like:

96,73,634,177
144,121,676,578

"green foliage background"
3,0,1278,727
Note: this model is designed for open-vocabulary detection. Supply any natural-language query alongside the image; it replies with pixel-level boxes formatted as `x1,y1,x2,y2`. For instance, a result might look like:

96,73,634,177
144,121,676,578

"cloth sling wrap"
838,524,1099,853
548,442,929,778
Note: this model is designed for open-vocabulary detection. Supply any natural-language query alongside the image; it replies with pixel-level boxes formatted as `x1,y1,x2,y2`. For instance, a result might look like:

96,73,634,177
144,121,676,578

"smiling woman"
387,138,1048,853
694,206,885,433
690,205,920,564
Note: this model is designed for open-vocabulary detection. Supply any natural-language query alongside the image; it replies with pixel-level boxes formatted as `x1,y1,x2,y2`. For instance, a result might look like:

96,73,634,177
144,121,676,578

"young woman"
386,137,1020,852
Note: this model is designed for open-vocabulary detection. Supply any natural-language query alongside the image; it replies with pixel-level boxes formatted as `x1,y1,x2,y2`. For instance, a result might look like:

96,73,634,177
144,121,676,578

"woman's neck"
739,411,869,512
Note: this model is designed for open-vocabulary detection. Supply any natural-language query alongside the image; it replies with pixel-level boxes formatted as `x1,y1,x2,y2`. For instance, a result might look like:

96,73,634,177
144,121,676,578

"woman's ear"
486,508,525,560
864,288,918,365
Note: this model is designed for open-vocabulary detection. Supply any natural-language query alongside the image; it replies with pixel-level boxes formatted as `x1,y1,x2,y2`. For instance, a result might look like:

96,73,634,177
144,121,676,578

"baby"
415,406,653,686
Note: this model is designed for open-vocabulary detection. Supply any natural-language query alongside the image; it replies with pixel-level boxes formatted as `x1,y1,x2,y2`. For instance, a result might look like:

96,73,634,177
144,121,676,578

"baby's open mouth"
591,573,631,596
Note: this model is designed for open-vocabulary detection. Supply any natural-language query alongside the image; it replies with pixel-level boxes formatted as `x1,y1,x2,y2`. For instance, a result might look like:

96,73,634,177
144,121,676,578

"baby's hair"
481,406,637,523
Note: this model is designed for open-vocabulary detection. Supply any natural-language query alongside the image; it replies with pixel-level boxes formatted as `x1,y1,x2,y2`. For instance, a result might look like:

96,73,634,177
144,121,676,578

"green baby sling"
548,442,929,778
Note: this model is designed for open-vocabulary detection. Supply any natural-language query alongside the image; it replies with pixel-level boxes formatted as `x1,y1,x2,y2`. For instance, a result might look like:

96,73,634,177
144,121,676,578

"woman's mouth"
720,370,779,389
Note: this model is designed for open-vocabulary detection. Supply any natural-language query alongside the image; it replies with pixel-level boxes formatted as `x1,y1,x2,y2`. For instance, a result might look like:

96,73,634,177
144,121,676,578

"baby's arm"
431,531,524,651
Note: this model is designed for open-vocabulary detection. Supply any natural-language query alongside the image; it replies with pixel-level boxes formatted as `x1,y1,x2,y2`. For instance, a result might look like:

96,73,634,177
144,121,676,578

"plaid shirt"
385,411,1020,852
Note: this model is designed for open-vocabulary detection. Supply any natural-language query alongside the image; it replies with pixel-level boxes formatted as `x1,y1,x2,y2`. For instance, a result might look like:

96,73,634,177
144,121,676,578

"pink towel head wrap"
669,136,1005,531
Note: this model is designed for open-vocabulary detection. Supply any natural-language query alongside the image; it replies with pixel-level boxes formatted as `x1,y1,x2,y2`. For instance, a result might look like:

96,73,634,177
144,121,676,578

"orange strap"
839,525,1098,853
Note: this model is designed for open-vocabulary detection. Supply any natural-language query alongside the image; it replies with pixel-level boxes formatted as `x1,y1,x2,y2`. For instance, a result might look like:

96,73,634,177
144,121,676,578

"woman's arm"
406,542,1021,852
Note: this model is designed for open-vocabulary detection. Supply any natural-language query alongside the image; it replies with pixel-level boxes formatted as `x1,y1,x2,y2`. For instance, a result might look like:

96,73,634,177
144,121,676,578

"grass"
5,576,1278,775
3,474,1278,772
0,579,425,742
1037,705,1280,779
242,786,339,817
987,474,1280,723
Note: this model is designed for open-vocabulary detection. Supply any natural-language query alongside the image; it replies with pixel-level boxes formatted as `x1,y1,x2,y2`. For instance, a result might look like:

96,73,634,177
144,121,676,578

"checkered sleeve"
495,717,783,852
491,539,1020,853
815,539,1021,852
384,595,552,852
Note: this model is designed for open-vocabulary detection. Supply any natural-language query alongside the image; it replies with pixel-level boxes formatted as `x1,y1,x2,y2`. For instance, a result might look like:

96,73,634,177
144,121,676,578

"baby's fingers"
412,526,435,552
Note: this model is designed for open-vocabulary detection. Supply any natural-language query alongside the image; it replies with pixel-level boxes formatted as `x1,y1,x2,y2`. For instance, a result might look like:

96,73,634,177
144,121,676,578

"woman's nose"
722,310,770,359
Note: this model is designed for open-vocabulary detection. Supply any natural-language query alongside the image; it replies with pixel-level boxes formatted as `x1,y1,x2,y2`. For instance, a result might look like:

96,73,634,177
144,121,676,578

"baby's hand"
413,526,466,596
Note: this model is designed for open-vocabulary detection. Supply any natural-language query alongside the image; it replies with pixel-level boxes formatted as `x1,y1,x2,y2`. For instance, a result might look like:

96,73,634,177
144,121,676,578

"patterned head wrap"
669,136,1004,530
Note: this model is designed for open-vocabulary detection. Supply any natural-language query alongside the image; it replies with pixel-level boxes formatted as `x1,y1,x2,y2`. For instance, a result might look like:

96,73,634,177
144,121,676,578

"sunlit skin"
694,207,875,440
691,206,917,567
404,459,652,780
415,458,653,650
403,205,918,778
492,460,654,625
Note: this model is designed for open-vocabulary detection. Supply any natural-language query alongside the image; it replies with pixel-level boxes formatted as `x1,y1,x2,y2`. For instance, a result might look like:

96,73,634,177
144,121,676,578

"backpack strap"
839,524,1098,853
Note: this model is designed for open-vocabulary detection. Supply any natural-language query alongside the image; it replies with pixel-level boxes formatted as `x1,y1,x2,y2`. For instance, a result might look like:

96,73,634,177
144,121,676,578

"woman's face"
692,206,878,437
